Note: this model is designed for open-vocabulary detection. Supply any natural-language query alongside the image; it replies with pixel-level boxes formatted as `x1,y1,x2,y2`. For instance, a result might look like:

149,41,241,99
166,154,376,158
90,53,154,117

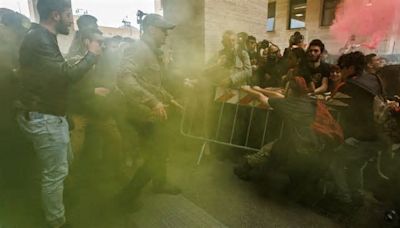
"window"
321,0,339,26
288,0,307,29
266,2,276,32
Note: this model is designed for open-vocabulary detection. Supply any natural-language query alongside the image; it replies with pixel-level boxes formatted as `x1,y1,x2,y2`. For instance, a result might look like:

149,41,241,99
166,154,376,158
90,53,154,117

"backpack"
373,95,400,143
351,72,400,143
311,100,344,145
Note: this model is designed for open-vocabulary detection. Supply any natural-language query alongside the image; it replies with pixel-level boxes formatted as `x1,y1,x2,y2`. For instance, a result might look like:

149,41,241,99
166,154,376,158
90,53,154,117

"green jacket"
117,40,173,122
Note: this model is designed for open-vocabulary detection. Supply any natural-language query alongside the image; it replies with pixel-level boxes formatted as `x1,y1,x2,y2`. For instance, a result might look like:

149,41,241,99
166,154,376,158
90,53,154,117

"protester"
247,35,258,67
365,53,384,80
234,77,342,201
281,47,312,91
16,0,101,226
204,30,252,87
306,39,331,94
328,64,343,93
237,32,248,52
256,41,284,87
379,64,400,97
330,51,386,208
283,31,305,57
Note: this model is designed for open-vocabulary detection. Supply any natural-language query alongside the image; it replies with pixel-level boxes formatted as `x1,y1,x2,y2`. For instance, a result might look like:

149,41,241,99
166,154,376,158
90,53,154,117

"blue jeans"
17,112,72,227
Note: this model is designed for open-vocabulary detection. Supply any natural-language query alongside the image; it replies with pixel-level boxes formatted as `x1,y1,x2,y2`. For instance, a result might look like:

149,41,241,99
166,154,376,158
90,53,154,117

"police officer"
68,14,102,58
0,9,31,188
117,13,180,210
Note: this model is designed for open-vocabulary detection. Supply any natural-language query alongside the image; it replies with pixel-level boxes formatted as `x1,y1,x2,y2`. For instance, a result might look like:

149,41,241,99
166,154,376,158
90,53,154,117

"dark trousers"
123,121,168,197
330,137,385,201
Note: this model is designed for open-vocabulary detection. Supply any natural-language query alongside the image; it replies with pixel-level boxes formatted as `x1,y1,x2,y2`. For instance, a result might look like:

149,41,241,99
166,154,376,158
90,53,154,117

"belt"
23,111,30,121
22,111,63,121
22,111,44,121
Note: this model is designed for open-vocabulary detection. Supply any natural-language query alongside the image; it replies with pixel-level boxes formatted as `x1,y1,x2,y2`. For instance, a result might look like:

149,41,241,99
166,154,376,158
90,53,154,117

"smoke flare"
331,0,400,50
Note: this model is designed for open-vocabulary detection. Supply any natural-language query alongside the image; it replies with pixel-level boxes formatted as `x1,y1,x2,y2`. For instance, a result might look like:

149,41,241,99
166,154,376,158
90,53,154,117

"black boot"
233,160,252,181
152,182,182,195
115,186,144,213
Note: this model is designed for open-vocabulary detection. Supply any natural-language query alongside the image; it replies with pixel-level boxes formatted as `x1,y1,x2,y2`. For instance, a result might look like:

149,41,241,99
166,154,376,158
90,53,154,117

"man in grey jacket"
117,14,180,210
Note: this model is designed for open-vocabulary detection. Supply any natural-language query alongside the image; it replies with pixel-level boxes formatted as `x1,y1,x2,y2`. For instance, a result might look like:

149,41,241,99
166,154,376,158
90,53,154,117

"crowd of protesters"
207,28,400,223
1,0,400,227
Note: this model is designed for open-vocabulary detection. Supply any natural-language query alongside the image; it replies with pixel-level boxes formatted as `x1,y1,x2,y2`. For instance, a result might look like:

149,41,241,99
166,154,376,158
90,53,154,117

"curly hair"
337,51,365,75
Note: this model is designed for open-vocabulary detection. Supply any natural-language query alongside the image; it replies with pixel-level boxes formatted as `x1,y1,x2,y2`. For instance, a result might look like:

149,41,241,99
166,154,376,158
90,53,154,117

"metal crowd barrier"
180,87,283,165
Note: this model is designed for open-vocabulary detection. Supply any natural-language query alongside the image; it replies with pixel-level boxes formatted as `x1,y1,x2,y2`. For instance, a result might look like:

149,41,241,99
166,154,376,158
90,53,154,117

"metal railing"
180,87,282,164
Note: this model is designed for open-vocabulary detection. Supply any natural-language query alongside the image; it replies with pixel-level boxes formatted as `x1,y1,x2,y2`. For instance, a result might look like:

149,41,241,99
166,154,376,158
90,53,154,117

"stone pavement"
132,194,227,228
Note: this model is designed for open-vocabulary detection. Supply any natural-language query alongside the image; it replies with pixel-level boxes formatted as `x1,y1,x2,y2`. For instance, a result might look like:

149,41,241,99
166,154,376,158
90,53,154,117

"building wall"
266,0,343,54
155,0,164,15
163,0,205,72
27,0,39,22
204,0,268,59
100,26,140,39
266,0,399,55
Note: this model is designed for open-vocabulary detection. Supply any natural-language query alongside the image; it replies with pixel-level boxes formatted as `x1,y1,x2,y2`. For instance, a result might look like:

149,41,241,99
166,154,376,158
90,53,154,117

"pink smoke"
331,0,400,50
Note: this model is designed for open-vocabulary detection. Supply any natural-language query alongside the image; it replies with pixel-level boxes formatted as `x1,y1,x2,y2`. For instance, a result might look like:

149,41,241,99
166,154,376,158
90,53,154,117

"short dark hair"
290,47,307,62
337,51,365,74
77,15,98,30
37,0,71,21
247,35,256,42
365,53,377,65
308,39,325,53
329,64,340,73
290,31,304,46
258,39,270,49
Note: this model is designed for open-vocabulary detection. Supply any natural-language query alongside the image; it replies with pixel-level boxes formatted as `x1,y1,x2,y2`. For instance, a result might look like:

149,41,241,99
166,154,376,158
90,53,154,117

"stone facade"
204,0,268,59
155,0,164,15
163,0,205,72
163,0,399,64
266,0,340,52
27,0,39,22
266,0,399,55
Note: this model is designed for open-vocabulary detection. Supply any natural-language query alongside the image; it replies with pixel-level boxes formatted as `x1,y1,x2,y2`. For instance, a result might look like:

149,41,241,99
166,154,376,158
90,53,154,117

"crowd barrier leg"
229,104,240,144
260,112,270,148
359,161,369,191
244,107,255,147
197,142,208,165
215,102,226,140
